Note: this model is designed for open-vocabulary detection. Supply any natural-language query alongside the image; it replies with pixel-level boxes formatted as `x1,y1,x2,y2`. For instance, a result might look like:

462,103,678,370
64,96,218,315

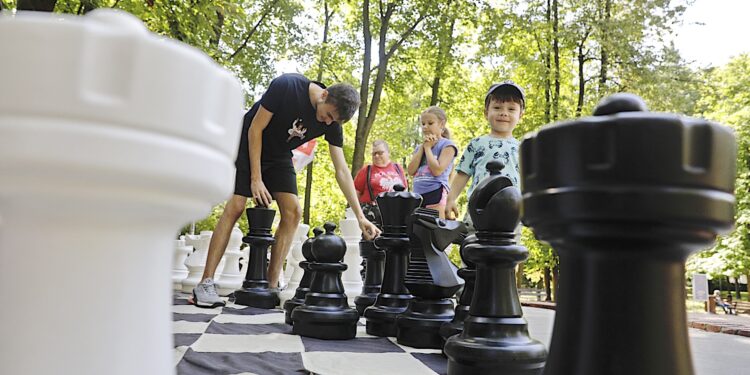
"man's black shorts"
234,162,298,198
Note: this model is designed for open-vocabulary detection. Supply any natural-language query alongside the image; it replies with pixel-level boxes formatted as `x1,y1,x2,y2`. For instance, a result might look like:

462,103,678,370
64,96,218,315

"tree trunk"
552,0,560,121
735,278,741,300
516,262,525,289
543,0,552,124
17,0,56,11
576,40,586,117
543,267,552,302
599,0,611,92
352,3,424,176
208,8,226,56
303,0,333,225
552,264,559,302
430,12,456,106
354,0,373,177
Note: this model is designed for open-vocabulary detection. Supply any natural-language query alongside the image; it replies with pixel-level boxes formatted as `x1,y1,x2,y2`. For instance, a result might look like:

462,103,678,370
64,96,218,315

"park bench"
518,288,545,302
731,300,750,315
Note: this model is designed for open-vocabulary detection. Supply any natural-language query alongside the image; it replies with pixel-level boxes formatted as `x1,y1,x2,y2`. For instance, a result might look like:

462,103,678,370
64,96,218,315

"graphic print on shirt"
377,171,403,191
287,118,307,142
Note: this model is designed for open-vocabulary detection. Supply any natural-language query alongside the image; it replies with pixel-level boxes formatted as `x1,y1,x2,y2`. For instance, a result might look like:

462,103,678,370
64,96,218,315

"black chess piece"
284,227,323,325
354,238,385,315
444,160,547,375
438,235,477,342
234,207,280,309
364,184,421,337
521,94,736,375
396,207,466,349
292,222,359,340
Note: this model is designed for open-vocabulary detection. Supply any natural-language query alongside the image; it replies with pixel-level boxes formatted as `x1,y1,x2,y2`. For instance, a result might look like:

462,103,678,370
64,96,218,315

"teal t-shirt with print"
455,135,520,197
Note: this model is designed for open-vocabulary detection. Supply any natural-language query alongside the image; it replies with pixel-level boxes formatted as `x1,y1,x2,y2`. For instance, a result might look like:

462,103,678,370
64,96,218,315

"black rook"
521,93,737,375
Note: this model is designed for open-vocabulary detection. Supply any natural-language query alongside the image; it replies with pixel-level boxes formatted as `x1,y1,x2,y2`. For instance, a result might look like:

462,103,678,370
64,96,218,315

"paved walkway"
522,301,750,338
522,307,750,375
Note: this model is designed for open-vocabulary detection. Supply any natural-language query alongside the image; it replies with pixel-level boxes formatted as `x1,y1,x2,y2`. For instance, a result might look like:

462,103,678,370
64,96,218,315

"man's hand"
251,179,273,207
445,199,460,220
358,217,381,240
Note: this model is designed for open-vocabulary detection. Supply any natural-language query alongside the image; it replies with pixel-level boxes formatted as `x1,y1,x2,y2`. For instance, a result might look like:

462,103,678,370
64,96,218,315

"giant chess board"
173,293,555,375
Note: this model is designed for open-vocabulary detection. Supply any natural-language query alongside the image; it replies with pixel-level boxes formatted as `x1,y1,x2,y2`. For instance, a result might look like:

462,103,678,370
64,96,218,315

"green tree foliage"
9,0,746,286
687,54,750,297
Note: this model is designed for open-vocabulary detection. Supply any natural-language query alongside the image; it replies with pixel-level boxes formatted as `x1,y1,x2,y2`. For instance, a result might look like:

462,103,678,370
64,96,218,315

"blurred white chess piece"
280,223,310,303
182,231,225,293
0,9,244,375
216,224,245,296
172,238,192,290
339,207,364,304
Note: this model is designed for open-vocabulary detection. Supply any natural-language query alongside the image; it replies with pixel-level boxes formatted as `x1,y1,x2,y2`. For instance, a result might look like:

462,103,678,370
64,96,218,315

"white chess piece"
339,207,364,304
172,238,192,290
182,231,225,293
216,224,245,296
0,9,243,375
280,223,310,303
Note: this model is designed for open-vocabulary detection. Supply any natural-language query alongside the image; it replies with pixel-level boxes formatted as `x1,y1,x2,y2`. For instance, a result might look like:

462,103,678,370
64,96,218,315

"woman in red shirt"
354,140,408,207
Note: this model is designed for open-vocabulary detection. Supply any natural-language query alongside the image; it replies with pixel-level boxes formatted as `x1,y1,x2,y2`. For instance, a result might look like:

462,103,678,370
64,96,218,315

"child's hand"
423,134,437,148
445,199,460,220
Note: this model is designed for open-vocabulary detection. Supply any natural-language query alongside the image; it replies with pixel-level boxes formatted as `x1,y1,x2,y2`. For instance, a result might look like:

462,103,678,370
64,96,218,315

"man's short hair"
485,81,526,111
326,83,361,123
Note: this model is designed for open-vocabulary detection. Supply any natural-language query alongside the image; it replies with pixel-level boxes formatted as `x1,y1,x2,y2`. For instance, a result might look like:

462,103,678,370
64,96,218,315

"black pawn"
521,94,736,375
284,227,323,324
439,235,477,341
444,160,547,375
234,207,279,309
396,207,466,349
354,238,385,315
292,222,359,340
364,185,421,337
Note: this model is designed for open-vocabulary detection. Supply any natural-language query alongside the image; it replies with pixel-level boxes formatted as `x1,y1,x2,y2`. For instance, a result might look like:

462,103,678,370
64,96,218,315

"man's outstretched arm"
329,144,381,240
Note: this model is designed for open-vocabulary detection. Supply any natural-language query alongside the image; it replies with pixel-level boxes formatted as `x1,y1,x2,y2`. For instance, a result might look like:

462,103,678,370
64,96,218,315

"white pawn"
181,231,225,293
339,207,364,304
172,238,192,290
216,224,244,296
280,223,310,303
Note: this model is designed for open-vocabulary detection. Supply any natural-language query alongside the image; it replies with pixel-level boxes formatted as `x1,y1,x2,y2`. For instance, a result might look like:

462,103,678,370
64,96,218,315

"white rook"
0,10,244,375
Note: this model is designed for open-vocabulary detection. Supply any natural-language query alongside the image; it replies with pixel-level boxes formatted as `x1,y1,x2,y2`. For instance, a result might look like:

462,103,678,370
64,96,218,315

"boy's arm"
445,171,470,220
329,144,381,240
249,105,274,206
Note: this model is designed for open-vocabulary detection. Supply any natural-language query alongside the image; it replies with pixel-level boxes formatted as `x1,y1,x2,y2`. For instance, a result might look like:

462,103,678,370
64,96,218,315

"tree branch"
384,12,427,60
228,0,279,61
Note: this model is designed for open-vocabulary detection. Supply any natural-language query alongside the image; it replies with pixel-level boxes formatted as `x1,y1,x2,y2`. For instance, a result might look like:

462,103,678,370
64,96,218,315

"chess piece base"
354,293,378,316
283,297,305,325
396,298,455,349
439,304,469,341
291,306,359,340
444,316,547,375
364,301,410,337
234,288,280,309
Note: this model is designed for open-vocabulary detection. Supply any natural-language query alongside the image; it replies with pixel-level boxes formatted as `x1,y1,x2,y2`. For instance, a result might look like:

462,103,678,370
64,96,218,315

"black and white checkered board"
173,293,449,375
